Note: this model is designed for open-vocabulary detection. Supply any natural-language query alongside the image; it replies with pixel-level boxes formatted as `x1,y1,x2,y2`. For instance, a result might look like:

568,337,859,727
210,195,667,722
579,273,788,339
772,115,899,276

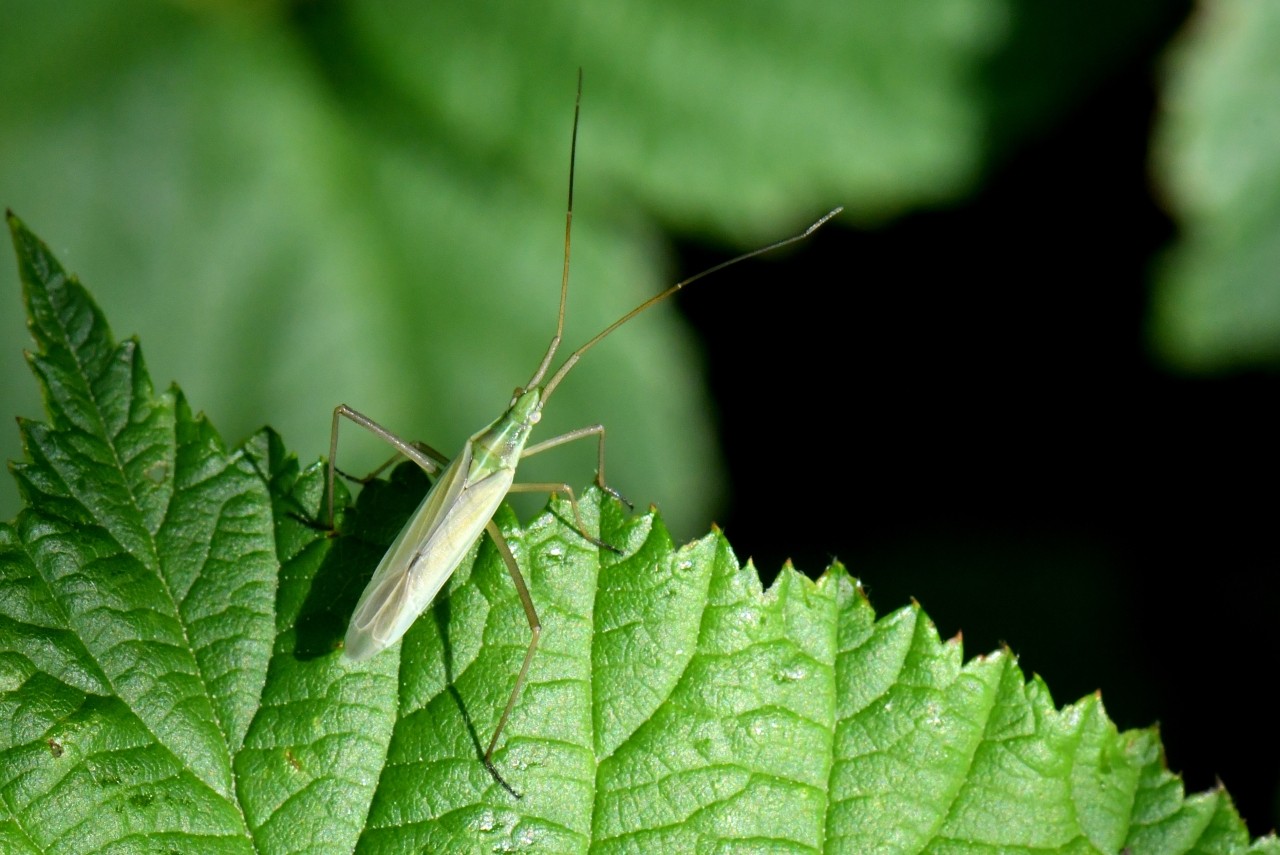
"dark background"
675,1,1280,836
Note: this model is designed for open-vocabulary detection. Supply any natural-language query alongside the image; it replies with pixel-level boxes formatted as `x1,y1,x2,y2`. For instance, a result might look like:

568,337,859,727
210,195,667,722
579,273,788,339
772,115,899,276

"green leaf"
5,218,1277,852
1150,0,1280,371
3,211,277,849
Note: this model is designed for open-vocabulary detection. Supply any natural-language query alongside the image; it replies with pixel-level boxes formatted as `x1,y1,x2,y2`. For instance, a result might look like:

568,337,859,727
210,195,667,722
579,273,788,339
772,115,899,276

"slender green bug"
327,73,841,795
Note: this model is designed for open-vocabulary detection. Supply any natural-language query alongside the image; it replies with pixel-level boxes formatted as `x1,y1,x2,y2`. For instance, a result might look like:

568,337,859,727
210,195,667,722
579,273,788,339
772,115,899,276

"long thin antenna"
525,69,584,391
542,206,843,400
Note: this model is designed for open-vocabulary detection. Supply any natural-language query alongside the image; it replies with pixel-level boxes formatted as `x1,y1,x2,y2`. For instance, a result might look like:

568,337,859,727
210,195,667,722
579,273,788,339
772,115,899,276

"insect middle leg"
328,404,450,526
520,423,632,508
508,482,622,554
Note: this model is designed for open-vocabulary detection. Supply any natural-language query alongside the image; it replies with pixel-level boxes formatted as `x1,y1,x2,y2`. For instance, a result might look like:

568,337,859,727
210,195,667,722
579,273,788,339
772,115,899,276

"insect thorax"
467,386,543,474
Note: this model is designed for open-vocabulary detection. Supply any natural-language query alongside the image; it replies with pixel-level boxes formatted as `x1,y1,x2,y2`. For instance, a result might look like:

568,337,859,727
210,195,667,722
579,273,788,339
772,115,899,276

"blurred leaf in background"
0,0,1159,529
1150,0,1280,370
0,0,980,530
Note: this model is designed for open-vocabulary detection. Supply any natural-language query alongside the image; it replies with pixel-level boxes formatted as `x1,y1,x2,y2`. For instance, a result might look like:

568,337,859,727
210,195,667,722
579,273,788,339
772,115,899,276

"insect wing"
343,451,467,660
343,444,517,661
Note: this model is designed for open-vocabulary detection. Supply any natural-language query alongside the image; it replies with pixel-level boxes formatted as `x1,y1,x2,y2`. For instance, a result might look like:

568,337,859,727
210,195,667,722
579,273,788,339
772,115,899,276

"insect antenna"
524,68,583,392
541,205,844,401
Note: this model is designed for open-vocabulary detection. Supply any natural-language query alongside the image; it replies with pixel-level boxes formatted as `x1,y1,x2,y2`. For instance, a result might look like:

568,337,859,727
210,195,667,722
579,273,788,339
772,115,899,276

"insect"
327,72,841,795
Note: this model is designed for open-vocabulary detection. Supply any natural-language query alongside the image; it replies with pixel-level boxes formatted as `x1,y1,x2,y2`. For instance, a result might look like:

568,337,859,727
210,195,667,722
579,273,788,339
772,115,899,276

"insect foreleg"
520,423,632,508
481,518,541,799
338,439,448,486
328,404,450,526
507,481,622,555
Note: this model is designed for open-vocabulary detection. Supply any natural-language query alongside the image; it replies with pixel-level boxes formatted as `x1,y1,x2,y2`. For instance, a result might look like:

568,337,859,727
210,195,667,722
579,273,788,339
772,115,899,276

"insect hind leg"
481,518,541,799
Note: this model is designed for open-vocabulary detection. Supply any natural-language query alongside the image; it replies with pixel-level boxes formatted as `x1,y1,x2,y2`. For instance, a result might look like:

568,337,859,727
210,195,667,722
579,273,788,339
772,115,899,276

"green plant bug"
327,71,841,796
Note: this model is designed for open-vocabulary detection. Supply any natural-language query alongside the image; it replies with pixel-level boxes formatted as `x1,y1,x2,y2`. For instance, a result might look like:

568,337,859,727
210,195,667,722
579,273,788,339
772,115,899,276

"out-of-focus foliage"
1151,0,1280,371
0,0,1169,527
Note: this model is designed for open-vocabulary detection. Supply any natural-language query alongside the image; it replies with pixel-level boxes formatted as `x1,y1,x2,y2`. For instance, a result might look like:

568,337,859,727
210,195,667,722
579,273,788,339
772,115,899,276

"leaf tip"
6,209,34,248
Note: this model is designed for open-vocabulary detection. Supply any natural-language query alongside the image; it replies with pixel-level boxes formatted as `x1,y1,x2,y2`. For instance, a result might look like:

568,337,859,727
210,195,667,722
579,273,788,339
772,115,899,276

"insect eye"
529,411,542,425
